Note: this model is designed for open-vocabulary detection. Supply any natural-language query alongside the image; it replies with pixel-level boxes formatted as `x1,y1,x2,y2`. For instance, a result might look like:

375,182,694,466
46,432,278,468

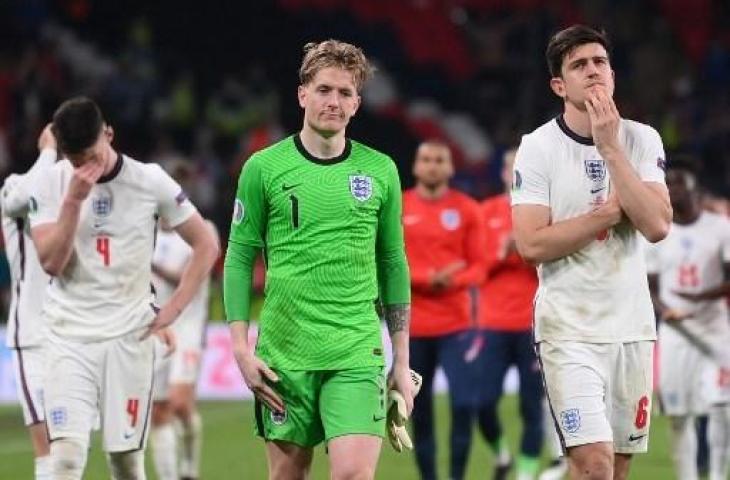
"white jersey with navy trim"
646,212,730,341
28,153,197,342
2,149,56,348
512,117,666,343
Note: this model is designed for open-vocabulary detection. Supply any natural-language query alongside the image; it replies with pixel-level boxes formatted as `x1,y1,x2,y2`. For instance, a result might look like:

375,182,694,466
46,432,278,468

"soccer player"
476,148,545,480
646,162,730,480
402,140,485,480
511,25,671,480
224,40,413,479
28,97,219,480
1,125,57,479
149,203,219,480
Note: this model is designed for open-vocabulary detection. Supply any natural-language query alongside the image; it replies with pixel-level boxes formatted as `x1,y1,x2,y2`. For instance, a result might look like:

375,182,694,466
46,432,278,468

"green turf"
0,395,677,479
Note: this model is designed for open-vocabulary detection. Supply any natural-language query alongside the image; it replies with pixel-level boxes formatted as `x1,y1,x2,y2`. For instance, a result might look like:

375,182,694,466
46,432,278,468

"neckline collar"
294,134,351,165
556,115,594,146
98,152,124,184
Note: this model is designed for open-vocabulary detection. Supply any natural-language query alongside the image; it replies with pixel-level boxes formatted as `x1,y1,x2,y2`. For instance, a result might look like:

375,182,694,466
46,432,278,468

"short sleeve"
511,135,550,207
150,164,197,227
28,164,63,228
229,154,267,248
636,126,666,184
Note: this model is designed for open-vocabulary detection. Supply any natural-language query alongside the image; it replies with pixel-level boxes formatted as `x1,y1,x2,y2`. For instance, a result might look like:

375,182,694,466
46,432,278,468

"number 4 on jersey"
96,236,111,266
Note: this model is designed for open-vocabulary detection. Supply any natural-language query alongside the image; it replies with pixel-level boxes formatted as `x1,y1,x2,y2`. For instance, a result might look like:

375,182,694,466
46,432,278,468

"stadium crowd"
1,1,730,480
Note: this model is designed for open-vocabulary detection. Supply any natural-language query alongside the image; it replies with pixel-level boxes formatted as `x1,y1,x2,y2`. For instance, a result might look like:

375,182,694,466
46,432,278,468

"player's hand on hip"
154,327,176,357
585,86,621,155
141,303,181,341
37,123,57,151
68,160,105,202
388,363,415,416
236,353,285,413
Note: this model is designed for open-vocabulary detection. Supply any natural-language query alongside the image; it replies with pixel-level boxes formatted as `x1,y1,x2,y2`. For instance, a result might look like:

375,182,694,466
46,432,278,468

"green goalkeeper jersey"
228,135,409,369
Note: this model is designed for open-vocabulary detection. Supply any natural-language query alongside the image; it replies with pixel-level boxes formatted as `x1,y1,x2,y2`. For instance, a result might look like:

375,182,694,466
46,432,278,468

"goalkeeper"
224,39,414,479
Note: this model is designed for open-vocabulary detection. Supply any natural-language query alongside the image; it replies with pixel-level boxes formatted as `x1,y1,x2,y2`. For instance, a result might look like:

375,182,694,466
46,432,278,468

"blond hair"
299,40,374,92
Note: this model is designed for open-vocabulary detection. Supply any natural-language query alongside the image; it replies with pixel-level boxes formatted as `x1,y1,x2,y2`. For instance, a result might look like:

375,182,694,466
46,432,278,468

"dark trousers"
410,330,480,480
476,329,544,458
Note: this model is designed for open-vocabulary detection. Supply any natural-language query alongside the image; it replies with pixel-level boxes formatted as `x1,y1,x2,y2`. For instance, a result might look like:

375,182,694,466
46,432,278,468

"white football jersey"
152,226,211,347
645,212,730,340
512,116,666,343
28,153,197,342
2,149,56,348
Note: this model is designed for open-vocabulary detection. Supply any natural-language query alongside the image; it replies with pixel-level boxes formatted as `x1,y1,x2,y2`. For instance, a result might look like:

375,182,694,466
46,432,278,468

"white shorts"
153,340,202,401
44,330,156,452
658,324,713,415
11,347,46,426
538,340,654,454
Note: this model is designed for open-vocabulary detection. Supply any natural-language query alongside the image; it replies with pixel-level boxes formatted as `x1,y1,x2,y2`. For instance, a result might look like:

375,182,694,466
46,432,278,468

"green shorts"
254,366,386,447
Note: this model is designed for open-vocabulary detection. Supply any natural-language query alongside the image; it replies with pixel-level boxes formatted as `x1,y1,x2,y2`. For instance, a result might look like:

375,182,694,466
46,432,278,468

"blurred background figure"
646,161,730,480
1,127,56,480
403,140,486,480
150,161,220,480
475,148,554,480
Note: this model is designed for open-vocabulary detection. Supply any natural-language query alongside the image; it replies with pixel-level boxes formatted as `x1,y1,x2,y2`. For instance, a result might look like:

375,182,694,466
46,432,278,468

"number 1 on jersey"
289,194,299,229
96,236,111,266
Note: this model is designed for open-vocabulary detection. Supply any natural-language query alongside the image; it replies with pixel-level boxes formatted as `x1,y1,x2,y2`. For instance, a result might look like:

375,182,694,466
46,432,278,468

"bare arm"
229,320,284,412
603,152,671,242
162,214,219,313
512,197,622,265
385,303,414,415
586,88,671,243
31,160,105,276
144,213,219,336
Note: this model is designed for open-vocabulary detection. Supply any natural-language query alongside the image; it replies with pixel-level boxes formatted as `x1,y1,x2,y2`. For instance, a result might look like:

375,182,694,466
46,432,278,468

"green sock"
517,454,540,476
488,437,511,465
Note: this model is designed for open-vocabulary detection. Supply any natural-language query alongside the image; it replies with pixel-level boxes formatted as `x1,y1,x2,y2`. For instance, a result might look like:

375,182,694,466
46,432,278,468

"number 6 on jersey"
96,236,111,266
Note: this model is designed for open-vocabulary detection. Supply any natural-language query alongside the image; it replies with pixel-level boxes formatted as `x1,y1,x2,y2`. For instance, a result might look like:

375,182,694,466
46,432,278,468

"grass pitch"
0,395,677,479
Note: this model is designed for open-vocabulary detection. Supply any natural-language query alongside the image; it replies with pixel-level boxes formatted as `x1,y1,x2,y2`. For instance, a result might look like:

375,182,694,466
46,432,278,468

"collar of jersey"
294,134,352,165
556,115,594,146
97,152,124,184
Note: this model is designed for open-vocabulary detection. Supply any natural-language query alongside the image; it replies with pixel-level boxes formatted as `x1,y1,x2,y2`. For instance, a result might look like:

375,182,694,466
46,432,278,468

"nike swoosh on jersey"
590,186,606,194
282,183,301,191
373,414,386,421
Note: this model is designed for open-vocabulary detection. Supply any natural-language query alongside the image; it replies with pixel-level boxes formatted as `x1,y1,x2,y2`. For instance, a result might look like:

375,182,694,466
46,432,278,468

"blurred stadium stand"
0,0,728,240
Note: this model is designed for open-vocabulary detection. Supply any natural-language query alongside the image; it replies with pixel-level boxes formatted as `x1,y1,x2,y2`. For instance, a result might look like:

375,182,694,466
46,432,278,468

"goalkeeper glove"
387,369,422,452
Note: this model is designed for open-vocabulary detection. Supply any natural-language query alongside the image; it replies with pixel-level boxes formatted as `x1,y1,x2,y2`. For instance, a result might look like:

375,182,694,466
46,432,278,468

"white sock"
107,449,145,480
178,411,202,478
709,404,730,480
150,424,178,480
35,455,51,480
670,415,698,480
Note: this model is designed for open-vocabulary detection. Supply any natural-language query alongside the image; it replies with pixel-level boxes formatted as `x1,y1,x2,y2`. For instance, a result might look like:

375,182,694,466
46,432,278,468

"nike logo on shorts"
628,433,646,442
373,414,385,421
